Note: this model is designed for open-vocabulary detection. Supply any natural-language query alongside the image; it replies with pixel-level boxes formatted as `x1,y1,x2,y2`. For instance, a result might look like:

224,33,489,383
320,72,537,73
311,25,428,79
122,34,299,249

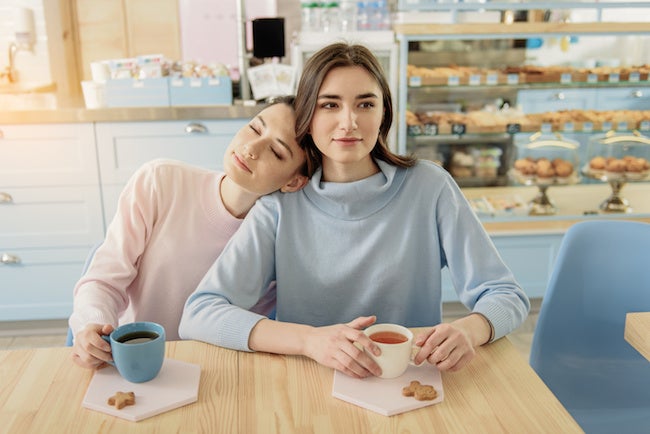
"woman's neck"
219,176,260,219
322,157,380,183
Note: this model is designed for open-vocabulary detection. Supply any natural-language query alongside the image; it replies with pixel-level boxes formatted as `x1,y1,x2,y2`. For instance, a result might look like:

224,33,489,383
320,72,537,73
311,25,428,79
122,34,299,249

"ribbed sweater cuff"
218,310,267,352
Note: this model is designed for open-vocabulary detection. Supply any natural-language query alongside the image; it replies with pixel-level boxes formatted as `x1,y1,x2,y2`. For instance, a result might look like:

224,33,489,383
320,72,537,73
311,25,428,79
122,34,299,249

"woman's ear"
280,173,308,193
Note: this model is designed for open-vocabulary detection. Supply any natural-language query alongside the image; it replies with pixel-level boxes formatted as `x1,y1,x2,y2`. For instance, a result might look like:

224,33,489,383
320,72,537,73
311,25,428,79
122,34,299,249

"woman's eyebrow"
317,92,379,100
357,92,379,99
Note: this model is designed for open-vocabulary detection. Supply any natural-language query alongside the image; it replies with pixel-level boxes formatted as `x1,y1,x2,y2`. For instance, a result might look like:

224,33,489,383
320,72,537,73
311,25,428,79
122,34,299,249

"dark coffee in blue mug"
102,321,165,383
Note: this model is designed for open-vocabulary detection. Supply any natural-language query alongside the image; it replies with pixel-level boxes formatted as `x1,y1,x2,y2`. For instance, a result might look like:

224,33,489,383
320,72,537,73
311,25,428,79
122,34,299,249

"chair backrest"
529,220,650,432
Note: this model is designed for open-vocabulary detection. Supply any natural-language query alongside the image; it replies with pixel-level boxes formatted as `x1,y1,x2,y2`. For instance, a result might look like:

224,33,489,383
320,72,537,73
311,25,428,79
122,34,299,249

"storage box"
169,77,232,106
105,78,170,107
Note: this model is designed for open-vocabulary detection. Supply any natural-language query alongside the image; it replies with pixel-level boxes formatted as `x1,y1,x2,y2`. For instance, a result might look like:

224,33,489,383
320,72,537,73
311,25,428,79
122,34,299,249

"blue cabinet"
0,124,104,320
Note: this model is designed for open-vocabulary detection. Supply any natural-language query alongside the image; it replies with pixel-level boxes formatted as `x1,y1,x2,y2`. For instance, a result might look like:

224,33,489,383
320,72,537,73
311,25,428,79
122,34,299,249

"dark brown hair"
294,43,416,176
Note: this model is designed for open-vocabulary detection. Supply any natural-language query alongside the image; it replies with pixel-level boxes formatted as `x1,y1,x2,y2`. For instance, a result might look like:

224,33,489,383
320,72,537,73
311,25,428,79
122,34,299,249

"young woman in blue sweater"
180,43,530,379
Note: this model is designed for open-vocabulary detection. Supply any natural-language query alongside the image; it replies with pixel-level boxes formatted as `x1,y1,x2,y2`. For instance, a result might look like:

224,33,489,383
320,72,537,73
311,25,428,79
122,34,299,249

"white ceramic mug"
364,323,414,379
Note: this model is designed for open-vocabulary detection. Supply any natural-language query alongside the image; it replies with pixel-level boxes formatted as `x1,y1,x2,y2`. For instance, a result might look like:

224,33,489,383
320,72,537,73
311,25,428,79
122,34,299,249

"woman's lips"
232,153,251,172
334,137,361,146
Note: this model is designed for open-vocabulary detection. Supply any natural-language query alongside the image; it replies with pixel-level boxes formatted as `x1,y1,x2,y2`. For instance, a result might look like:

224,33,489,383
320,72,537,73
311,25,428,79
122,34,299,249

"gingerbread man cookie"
402,380,438,401
107,391,136,409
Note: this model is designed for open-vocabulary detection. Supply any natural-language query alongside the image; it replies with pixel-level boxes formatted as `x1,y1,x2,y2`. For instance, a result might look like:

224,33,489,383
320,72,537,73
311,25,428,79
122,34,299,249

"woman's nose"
339,108,357,131
243,139,262,159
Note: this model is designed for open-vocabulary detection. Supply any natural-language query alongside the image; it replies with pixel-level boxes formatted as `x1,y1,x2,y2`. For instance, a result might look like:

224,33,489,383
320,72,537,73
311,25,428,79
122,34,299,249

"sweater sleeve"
179,197,278,351
68,162,158,336
436,174,530,341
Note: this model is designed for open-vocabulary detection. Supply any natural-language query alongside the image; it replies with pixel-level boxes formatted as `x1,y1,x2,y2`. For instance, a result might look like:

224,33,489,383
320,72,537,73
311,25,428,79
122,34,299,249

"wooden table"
0,336,582,434
625,312,650,362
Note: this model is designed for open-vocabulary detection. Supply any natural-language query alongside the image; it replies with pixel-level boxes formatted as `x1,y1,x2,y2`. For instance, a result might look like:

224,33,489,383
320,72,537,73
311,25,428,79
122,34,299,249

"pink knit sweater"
69,159,250,340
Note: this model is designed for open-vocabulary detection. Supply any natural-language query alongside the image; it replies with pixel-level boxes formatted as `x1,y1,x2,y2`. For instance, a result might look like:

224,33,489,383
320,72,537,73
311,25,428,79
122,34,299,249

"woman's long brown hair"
294,43,416,177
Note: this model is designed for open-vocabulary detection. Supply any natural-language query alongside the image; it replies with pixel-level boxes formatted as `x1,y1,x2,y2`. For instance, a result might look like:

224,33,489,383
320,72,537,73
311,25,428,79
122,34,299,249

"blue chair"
529,220,650,434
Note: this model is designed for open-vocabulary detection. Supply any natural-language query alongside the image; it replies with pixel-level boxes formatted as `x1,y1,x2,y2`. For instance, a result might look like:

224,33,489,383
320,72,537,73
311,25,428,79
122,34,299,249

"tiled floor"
0,300,538,360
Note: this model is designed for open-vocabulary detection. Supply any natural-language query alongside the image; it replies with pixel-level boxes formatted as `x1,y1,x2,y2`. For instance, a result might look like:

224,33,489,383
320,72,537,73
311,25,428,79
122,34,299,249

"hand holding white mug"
363,323,414,379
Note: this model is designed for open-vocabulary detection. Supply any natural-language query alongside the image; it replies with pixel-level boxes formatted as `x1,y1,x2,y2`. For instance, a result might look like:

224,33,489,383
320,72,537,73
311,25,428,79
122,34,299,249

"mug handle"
101,335,116,366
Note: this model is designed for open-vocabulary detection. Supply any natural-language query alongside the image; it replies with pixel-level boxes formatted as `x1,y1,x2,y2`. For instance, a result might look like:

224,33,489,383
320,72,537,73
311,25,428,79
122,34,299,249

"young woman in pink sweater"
69,97,307,369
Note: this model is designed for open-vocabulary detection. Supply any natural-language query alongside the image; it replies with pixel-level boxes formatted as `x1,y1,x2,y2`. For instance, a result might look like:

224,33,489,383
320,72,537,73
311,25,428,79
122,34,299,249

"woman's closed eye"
270,147,283,160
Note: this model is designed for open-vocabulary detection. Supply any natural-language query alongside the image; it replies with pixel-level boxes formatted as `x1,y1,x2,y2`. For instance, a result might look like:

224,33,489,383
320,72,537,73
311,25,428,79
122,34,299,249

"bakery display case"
583,130,650,212
510,132,580,215
393,2,650,191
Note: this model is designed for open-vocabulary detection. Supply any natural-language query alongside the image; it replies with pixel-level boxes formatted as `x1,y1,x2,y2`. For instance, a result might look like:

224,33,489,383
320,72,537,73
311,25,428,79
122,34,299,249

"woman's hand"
302,316,383,379
412,323,476,372
71,323,114,369
412,313,491,372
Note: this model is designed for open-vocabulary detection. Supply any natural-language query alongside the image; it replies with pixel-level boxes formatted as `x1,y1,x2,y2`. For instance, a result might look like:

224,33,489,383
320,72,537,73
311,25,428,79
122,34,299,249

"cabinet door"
0,123,99,186
492,234,563,299
0,186,105,249
0,246,89,320
596,87,650,111
95,119,247,225
95,119,246,184
517,89,598,113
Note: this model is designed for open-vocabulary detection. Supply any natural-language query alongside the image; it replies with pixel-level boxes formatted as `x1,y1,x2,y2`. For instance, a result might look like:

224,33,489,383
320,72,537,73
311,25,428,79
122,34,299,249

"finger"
81,335,112,363
336,346,380,378
428,345,455,366
341,338,382,377
434,349,469,372
414,338,445,365
346,315,376,330
71,351,104,369
349,329,381,357
101,323,115,336
90,331,112,354
414,329,435,346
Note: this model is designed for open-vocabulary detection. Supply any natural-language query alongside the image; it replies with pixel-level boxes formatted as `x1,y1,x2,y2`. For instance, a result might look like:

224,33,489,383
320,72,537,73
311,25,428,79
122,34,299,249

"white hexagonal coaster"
82,358,200,421
332,363,444,416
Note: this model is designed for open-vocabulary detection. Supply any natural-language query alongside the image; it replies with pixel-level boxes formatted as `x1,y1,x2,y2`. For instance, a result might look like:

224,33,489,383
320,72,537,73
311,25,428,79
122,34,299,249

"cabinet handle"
0,192,13,203
1,253,21,265
553,92,565,101
185,122,208,134
632,90,643,98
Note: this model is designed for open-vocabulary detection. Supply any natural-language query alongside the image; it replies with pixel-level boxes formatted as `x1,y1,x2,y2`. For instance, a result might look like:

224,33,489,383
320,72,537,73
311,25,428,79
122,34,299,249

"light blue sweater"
179,160,530,351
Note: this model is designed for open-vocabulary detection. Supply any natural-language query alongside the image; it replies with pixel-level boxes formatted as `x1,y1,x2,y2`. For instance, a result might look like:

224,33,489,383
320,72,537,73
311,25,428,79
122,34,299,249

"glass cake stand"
581,131,650,213
509,132,580,216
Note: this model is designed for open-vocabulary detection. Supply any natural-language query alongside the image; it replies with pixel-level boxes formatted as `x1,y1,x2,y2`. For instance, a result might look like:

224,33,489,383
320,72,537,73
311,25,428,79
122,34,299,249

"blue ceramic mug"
102,321,165,383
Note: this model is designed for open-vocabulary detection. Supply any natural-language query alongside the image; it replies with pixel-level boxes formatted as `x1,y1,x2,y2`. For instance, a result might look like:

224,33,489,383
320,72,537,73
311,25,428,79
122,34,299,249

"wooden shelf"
395,22,650,38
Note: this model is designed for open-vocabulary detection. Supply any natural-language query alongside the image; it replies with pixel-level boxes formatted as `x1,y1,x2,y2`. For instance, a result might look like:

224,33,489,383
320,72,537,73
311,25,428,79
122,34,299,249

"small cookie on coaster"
402,380,438,401
108,391,136,409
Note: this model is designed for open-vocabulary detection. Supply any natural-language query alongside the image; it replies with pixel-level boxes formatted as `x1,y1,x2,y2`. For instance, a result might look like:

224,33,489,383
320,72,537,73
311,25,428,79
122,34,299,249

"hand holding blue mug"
102,321,165,383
